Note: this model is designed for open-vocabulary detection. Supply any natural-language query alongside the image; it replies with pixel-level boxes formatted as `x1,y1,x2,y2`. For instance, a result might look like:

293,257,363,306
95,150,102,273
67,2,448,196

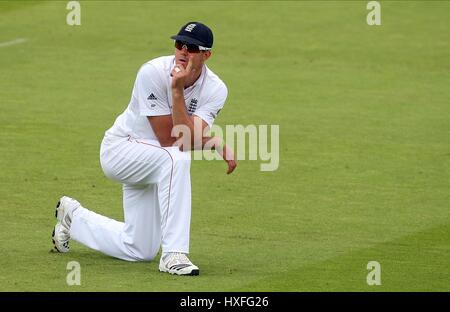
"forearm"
193,136,219,151
193,136,233,161
179,135,216,151
171,88,194,132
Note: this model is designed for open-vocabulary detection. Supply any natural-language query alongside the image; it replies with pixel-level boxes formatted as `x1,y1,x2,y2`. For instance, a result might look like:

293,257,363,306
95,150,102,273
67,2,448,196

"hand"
222,144,237,174
171,56,194,90
226,159,237,175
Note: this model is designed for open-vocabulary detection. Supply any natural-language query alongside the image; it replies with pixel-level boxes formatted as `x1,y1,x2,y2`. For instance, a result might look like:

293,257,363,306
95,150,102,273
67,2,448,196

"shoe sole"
159,267,200,276
52,199,68,253
187,269,200,276
52,226,62,252
55,200,60,218
51,200,59,251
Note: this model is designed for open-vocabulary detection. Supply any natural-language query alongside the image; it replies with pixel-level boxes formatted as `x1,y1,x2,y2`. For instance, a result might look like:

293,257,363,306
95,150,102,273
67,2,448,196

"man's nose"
180,47,189,55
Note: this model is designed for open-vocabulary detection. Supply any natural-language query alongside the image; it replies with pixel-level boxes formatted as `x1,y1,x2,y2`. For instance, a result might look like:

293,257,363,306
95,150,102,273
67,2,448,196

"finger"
175,62,185,69
171,66,181,77
186,56,194,73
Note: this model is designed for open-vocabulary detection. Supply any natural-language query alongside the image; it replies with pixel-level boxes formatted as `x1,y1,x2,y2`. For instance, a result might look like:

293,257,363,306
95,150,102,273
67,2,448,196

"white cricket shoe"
159,253,200,276
51,196,80,253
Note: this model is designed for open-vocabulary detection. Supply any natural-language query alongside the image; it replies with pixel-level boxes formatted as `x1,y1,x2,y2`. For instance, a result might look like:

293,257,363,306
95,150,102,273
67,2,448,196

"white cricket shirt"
105,55,228,143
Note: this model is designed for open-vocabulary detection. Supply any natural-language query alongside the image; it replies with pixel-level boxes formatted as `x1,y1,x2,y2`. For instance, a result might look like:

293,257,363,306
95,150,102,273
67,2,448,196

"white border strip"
0,38,28,48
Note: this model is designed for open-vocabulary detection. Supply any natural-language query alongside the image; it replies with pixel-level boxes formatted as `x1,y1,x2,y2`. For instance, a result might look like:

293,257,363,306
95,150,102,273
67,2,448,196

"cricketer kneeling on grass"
51,22,237,276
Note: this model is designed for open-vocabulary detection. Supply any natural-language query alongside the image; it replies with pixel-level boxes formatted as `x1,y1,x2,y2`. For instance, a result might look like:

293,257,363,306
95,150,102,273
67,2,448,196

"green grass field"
0,0,449,291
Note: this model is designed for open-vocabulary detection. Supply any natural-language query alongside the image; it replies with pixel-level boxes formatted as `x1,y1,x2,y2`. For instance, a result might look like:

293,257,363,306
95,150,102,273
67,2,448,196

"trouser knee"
132,246,159,262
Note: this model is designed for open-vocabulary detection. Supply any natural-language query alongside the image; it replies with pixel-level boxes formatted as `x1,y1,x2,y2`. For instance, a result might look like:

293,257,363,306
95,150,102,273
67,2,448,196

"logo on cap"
185,23,196,32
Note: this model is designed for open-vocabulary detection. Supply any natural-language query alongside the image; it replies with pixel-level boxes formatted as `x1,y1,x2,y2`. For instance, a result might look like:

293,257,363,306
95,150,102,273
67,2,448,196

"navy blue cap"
170,22,213,49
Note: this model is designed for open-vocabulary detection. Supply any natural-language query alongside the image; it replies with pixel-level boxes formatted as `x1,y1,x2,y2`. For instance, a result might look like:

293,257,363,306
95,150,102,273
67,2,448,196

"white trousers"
70,135,192,261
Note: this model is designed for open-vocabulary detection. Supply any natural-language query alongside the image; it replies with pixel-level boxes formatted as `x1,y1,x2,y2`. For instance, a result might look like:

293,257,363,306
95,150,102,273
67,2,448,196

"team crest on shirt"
188,98,198,114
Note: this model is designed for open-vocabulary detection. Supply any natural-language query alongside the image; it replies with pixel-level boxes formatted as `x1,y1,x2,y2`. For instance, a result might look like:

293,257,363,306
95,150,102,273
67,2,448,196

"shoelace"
66,197,80,206
165,253,191,266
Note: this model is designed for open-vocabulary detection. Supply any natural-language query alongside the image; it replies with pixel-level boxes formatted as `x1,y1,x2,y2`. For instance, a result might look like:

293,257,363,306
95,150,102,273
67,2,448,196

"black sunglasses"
175,41,210,53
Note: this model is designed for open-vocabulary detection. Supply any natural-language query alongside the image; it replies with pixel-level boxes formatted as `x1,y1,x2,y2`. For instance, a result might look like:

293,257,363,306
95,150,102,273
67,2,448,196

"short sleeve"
193,83,228,128
133,63,170,117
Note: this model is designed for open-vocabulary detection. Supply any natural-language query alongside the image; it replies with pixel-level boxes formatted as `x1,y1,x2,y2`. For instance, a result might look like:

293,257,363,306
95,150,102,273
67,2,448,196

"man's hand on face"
171,55,195,90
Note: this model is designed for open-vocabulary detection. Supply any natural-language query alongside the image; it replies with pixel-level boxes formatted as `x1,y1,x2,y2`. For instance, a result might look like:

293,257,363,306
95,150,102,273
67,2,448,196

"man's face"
174,41,211,71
